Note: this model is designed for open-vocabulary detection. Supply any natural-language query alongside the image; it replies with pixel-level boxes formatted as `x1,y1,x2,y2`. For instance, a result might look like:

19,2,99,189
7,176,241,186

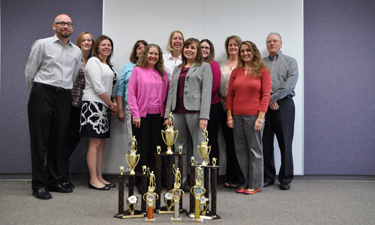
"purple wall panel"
1,0,375,175
0,0,102,173
304,0,375,175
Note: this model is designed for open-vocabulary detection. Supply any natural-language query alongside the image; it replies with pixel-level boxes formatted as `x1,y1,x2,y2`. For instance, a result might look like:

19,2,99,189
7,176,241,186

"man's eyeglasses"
55,22,73,27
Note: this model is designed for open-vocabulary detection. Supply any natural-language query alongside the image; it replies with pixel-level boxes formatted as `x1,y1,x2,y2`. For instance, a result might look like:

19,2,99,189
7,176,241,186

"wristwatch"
257,118,264,124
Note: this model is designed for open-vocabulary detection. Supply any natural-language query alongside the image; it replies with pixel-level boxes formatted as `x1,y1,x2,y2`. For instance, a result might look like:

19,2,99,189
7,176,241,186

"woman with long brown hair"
226,41,271,195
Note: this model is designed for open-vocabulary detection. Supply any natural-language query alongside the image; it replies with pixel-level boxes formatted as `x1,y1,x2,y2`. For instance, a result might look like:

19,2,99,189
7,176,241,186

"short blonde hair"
166,30,185,52
224,35,242,59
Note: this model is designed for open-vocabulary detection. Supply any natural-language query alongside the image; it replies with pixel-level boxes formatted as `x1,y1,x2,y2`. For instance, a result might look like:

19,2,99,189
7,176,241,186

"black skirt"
80,101,111,138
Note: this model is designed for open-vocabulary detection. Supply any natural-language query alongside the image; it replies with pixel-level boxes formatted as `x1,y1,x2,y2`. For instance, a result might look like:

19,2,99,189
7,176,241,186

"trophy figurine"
126,195,138,215
143,169,159,222
190,165,206,223
197,128,211,166
161,112,179,154
170,164,184,222
125,135,140,175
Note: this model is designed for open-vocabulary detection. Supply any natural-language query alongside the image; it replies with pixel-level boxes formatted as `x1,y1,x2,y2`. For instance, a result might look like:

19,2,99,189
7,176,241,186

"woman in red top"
226,41,271,195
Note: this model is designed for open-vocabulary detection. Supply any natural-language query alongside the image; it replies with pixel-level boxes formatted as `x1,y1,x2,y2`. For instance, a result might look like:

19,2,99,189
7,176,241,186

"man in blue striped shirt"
262,32,299,191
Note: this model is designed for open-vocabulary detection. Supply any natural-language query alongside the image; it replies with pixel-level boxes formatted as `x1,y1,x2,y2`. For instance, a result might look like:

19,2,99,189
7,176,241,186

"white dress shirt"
163,52,182,82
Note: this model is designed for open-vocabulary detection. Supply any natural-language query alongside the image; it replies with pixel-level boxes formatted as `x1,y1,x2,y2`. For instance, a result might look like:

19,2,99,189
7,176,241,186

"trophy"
212,158,217,166
157,146,161,154
119,166,124,175
191,156,196,166
126,195,138,215
143,169,159,222
164,192,173,211
178,146,183,154
197,128,211,166
190,165,206,223
161,112,179,154
200,196,209,216
170,164,184,222
125,135,140,175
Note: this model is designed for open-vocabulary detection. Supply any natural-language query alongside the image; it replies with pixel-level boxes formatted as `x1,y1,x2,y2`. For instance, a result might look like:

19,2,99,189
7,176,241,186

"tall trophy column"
114,136,146,219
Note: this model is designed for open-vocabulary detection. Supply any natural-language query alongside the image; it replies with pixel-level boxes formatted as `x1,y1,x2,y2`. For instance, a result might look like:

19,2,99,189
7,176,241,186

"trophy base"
171,217,181,222
192,218,203,223
157,206,186,214
114,210,145,219
187,212,221,220
145,218,155,223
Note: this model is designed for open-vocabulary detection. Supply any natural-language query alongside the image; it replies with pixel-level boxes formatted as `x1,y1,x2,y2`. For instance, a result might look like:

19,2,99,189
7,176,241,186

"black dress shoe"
279,183,290,190
62,181,75,189
263,179,274,187
105,183,116,188
88,183,110,190
33,188,52,200
48,184,73,193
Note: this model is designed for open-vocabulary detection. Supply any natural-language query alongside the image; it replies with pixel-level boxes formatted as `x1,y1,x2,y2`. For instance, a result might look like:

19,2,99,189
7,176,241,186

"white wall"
102,0,304,175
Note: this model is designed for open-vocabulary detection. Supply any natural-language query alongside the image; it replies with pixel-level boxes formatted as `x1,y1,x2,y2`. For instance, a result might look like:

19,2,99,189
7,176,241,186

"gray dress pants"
173,113,203,187
233,115,264,189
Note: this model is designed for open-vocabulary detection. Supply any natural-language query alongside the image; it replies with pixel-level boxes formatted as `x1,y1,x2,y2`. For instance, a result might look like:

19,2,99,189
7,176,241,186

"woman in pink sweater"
226,41,271,195
128,44,169,193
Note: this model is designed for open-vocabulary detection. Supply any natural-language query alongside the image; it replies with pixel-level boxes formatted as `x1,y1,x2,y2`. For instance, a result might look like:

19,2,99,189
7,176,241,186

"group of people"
25,14,298,200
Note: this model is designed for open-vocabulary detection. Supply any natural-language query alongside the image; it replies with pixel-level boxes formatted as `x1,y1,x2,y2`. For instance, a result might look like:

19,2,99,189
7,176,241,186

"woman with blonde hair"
226,41,271,195
128,44,169,194
219,35,244,189
61,31,95,189
80,35,118,190
163,30,185,82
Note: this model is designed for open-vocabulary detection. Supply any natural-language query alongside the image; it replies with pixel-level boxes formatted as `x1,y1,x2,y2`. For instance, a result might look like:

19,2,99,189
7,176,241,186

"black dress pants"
133,114,165,186
28,85,72,190
263,97,295,184
61,106,82,182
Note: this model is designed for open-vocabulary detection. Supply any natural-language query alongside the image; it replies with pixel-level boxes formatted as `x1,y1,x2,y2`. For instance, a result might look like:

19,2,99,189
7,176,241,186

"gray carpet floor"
1,179,374,225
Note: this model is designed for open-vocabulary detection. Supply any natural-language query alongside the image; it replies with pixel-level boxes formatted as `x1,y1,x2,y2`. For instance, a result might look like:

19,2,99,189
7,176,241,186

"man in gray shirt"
262,32,298,191
25,14,81,199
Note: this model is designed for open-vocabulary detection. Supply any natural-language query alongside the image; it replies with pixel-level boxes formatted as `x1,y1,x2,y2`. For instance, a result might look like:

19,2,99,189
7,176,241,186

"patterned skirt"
80,101,111,138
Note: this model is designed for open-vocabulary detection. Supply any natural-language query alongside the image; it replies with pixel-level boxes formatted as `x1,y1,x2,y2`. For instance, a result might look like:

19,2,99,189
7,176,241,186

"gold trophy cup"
125,135,140,175
162,112,179,154
197,128,211,166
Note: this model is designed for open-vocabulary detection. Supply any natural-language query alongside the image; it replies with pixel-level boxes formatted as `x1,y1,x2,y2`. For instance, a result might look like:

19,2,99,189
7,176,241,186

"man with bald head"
262,32,298,191
25,14,81,199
